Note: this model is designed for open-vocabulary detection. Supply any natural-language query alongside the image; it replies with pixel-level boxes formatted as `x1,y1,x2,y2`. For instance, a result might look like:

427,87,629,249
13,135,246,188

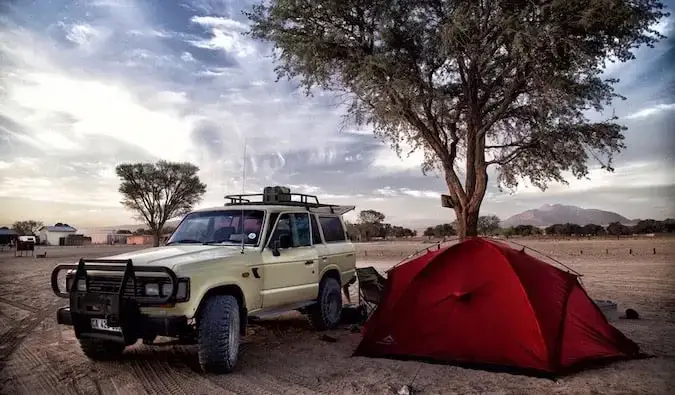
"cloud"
0,1,673,229
188,16,258,58
624,103,675,120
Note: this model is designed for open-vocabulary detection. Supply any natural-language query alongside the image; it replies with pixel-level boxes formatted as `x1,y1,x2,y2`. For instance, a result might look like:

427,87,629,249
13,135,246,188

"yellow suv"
51,187,357,373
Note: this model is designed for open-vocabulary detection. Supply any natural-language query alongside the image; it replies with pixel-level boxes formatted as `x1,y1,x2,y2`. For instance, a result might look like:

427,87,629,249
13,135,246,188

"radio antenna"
240,138,247,254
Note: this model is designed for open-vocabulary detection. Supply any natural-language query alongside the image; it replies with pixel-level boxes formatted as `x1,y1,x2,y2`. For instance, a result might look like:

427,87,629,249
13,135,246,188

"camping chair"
356,267,387,317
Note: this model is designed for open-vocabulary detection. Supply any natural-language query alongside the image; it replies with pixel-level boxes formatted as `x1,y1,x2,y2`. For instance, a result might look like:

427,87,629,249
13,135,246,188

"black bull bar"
50,258,180,343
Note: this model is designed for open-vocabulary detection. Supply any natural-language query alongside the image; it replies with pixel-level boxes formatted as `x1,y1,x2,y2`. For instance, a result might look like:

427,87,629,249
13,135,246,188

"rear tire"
79,338,125,361
309,277,342,330
197,295,241,373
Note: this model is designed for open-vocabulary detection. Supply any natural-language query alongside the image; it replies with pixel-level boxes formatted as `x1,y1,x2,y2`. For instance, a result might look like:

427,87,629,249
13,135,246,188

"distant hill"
502,204,631,227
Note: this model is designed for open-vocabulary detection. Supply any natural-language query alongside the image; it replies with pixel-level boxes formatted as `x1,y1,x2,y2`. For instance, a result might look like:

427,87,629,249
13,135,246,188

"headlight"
76,279,87,292
143,279,189,301
144,283,160,296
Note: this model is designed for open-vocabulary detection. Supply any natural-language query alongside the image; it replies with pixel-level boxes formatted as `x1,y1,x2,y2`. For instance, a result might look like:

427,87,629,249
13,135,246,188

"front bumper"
51,258,191,345
57,306,190,344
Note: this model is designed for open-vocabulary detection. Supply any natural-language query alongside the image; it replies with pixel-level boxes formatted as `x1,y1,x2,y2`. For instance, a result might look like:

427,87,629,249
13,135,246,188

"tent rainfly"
353,238,644,377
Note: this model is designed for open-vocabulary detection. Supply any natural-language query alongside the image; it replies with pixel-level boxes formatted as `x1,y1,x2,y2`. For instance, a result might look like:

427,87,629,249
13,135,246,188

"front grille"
87,276,171,297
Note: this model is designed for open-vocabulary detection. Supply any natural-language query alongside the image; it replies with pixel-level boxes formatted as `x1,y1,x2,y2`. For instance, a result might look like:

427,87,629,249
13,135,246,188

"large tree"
477,215,501,235
246,0,668,239
116,161,207,247
357,209,386,240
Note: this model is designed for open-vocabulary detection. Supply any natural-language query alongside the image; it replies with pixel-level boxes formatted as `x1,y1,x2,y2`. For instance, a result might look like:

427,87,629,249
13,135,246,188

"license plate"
90,318,122,333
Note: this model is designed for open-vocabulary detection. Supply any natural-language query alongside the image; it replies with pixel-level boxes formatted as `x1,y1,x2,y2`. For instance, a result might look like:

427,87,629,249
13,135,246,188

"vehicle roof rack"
224,191,355,215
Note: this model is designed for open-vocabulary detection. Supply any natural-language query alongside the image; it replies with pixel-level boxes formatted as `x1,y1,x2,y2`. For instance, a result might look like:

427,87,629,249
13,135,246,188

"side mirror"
271,234,292,257
271,240,281,257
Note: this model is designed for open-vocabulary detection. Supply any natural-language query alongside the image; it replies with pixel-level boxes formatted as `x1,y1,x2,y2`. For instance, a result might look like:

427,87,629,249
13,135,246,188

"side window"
268,213,311,248
293,213,311,247
310,214,322,245
318,216,346,243
269,214,291,247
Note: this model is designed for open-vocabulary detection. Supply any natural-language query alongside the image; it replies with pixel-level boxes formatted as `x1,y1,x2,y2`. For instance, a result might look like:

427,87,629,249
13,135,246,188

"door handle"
305,260,314,265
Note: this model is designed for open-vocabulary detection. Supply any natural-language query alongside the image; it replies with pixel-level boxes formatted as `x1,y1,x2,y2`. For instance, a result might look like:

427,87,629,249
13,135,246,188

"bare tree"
116,161,207,247
246,0,669,239
12,220,43,236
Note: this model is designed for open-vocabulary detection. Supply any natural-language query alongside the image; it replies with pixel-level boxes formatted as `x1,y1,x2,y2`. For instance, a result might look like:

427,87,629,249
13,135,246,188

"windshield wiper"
166,239,203,245
202,240,238,245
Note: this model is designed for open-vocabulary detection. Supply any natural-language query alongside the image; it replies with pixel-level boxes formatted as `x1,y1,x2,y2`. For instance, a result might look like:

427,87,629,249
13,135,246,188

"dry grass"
0,239,673,394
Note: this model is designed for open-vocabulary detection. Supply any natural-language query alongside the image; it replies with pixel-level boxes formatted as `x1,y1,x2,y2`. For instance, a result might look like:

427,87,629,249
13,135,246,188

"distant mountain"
502,204,631,227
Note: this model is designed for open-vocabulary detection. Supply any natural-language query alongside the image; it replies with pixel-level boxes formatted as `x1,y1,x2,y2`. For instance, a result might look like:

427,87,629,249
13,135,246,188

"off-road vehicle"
51,186,357,373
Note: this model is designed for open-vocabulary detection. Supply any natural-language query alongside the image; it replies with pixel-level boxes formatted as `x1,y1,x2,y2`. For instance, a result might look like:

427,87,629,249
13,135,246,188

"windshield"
167,210,265,246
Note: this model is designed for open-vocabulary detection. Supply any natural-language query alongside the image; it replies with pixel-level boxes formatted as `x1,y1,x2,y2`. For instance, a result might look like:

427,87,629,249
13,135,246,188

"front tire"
197,295,241,374
78,338,125,361
309,277,343,330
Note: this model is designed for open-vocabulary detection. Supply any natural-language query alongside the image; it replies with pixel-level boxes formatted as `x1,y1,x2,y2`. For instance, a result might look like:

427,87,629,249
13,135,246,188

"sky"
0,0,673,229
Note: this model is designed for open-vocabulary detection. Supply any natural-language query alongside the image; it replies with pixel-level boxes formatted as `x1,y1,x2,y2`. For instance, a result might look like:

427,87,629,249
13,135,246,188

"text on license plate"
90,318,122,333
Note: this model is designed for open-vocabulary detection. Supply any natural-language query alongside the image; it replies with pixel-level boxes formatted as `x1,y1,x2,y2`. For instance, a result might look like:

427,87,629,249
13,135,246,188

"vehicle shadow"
118,315,335,374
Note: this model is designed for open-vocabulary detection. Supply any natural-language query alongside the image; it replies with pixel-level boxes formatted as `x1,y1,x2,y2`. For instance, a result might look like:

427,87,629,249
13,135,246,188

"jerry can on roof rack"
263,186,291,202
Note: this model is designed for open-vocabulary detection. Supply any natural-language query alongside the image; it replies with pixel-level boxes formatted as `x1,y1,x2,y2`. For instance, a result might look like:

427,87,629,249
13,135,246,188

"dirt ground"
0,238,673,394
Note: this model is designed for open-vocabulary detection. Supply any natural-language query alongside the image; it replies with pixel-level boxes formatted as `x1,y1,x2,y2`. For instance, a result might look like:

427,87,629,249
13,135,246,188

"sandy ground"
0,238,673,394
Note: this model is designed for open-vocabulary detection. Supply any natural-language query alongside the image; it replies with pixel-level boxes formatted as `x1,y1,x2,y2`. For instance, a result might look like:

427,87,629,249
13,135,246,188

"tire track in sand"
126,346,222,395
9,346,65,394
0,297,41,313
0,300,61,363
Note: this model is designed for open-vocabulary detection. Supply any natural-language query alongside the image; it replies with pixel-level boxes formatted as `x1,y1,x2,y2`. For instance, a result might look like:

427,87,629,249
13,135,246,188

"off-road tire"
197,295,241,374
78,338,125,361
309,277,342,331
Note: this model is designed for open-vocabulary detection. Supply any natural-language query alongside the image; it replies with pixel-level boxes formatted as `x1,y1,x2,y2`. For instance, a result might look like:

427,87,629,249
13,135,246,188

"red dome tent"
353,238,643,376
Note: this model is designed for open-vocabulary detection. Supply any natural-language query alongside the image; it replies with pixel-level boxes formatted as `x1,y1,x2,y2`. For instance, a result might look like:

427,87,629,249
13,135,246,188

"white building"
38,224,77,246
80,229,129,244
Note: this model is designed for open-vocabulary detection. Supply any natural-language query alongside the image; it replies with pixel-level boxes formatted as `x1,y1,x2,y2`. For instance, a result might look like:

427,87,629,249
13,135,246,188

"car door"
317,214,355,275
310,213,331,272
260,212,320,308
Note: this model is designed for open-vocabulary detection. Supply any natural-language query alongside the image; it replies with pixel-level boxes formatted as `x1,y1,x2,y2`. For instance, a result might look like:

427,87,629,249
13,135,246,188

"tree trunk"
153,230,161,247
454,207,480,240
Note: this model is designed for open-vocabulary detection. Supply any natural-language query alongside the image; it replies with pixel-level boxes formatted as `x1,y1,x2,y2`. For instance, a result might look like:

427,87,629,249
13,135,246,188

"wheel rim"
228,308,240,364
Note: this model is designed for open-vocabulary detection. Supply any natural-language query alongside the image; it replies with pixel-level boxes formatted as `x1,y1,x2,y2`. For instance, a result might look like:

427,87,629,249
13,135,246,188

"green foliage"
477,215,501,235
116,161,207,246
11,220,43,236
392,225,416,238
424,223,457,238
358,209,386,224
246,0,669,238
501,225,542,237
581,224,606,236
606,221,631,236
545,222,605,236
348,210,416,240
632,219,669,234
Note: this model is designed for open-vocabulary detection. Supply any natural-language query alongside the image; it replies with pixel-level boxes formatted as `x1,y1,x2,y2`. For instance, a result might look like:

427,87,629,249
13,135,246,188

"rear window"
318,216,346,243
